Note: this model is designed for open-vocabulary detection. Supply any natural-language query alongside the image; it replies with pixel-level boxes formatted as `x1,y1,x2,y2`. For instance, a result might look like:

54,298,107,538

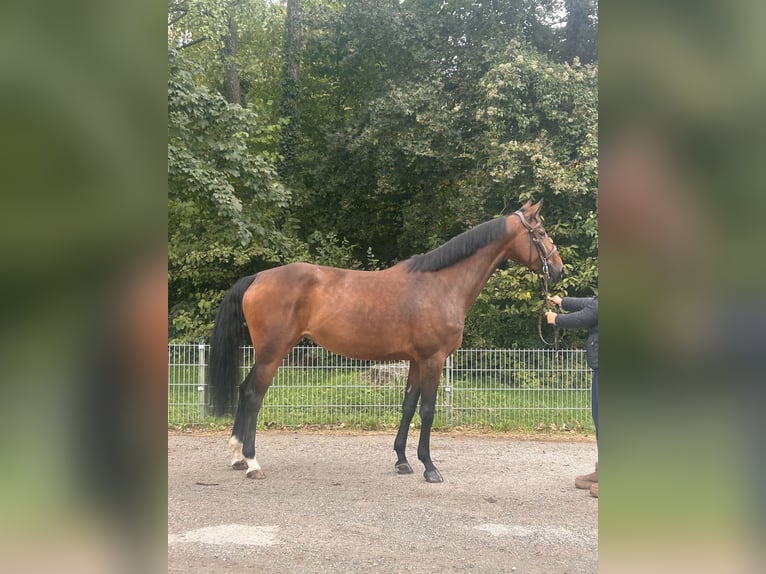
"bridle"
512,209,558,286
513,209,560,348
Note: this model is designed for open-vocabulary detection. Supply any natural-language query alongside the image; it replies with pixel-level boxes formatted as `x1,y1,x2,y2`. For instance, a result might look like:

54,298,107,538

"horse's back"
243,261,392,321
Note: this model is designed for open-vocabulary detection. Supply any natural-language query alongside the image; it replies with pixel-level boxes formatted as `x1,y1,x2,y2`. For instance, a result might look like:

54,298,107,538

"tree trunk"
222,13,241,105
278,0,302,180
284,0,302,86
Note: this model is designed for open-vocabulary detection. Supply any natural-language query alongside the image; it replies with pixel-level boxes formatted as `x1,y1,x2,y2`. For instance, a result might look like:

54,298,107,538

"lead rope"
537,265,560,351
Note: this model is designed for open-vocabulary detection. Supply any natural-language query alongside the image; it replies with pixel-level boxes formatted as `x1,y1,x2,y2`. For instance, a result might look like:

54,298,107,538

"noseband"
512,209,558,283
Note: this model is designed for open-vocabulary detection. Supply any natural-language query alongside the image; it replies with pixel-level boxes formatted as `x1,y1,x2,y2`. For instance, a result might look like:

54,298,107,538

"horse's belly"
306,315,461,362
307,328,411,361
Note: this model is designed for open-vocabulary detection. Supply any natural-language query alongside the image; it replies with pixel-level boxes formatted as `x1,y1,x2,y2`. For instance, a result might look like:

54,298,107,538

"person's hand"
545,311,557,325
547,295,562,306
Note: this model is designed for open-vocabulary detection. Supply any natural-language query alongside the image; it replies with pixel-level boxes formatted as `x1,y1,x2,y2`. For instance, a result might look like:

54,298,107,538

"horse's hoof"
424,469,443,483
231,460,248,470
246,468,266,479
396,462,414,474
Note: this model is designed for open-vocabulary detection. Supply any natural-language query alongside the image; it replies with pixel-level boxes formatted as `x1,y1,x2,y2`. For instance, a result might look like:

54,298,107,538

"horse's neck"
442,242,509,314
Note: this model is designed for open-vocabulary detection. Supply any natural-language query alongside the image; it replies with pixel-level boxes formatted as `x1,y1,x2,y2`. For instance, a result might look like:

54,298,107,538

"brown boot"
575,462,598,489
589,483,598,498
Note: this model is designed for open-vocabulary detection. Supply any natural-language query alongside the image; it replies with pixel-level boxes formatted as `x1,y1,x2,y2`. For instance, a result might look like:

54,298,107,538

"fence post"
443,353,453,427
198,337,206,424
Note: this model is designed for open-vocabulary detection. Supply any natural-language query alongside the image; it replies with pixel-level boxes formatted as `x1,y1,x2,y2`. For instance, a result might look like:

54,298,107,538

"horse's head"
507,199,565,284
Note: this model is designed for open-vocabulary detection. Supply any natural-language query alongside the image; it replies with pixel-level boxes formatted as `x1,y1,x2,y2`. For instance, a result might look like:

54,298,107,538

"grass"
168,364,594,434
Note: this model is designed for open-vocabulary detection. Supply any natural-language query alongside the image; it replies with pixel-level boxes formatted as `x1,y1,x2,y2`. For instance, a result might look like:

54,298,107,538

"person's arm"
560,297,591,313
554,299,598,330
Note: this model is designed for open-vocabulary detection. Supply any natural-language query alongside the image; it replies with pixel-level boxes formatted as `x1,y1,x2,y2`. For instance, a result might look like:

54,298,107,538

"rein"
536,287,560,349
513,209,560,350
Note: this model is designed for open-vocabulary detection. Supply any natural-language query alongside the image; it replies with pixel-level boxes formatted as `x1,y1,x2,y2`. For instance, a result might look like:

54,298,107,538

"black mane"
406,217,508,273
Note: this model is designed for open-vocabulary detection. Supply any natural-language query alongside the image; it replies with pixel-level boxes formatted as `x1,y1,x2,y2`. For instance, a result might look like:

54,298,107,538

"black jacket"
555,297,598,369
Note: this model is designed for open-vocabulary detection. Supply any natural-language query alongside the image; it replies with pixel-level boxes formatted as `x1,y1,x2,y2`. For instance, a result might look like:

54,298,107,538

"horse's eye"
539,231,547,238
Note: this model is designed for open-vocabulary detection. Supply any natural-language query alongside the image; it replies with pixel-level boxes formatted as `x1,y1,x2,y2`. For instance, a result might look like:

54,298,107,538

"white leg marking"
228,436,245,468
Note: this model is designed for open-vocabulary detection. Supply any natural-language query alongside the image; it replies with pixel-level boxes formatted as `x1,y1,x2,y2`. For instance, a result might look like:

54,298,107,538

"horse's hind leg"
240,358,281,479
228,368,254,470
393,364,421,474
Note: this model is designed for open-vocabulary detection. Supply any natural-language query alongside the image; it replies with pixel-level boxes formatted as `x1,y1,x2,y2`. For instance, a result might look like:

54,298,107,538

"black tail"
209,275,256,417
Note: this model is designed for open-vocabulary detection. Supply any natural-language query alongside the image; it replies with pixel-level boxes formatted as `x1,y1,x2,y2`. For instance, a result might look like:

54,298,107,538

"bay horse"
208,199,563,482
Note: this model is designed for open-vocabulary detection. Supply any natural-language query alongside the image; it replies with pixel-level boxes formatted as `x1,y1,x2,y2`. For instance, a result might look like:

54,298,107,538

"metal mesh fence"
168,344,593,432
168,344,208,424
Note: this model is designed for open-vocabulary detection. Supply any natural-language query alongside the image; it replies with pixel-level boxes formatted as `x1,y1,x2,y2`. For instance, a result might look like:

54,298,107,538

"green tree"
167,0,598,348
464,42,598,346
168,0,285,112
318,39,598,346
562,0,597,64
167,48,294,340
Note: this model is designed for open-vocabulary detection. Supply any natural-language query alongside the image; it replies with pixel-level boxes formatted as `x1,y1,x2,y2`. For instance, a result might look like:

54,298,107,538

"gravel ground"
169,431,598,574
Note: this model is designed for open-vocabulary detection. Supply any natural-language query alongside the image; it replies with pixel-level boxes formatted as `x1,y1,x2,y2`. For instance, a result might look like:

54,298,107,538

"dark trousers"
591,369,598,440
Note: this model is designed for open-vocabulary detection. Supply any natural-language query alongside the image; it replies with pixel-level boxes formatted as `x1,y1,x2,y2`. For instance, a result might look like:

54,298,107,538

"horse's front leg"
393,365,421,474
417,360,444,483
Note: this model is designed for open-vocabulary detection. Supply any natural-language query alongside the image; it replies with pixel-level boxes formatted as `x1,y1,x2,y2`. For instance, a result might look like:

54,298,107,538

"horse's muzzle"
547,264,564,284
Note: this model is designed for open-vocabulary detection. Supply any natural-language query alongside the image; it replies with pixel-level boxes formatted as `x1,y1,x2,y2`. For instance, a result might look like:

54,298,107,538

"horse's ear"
529,199,543,218
520,198,533,210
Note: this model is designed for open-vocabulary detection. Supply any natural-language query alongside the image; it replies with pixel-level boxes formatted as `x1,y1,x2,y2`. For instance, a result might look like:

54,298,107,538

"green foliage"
169,0,285,111
472,41,599,302
167,1,598,348
561,0,598,65
296,33,598,347
287,230,378,270
168,48,295,340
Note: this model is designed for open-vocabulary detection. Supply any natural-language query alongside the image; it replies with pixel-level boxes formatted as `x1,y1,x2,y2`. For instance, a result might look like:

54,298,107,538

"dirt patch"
169,431,598,573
